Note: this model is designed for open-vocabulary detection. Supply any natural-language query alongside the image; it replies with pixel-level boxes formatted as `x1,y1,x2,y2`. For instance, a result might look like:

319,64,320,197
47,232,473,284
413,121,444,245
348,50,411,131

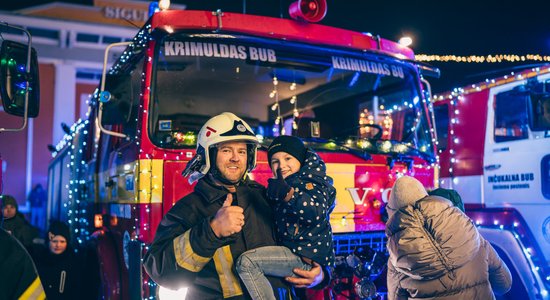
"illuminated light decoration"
416,54,550,63
433,67,550,189
357,139,372,149
47,25,154,247
270,75,284,134
158,0,170,11
398,36,413,47
340,216,347,227
391,143,407,154
172,131,196,146
290,84,299,131
468,210,550,295
380,141,392,152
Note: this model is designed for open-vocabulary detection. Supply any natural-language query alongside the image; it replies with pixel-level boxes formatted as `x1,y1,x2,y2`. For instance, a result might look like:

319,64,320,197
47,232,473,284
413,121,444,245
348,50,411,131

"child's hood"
287,149,336,209
385,196,480,280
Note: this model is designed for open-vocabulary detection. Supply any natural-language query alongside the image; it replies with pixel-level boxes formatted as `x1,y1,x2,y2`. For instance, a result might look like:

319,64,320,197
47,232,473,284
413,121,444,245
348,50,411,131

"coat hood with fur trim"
385,196,480,280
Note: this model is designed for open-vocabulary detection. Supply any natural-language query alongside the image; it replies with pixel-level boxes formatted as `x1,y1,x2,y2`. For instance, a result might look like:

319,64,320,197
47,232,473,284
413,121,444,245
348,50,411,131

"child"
236,135,336,300
33,221,85,300
385,176,512,299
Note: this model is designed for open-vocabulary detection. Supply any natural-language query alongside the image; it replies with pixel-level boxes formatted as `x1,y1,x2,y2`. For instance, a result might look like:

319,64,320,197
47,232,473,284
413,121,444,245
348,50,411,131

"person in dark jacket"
28,183,47,230
236,135,336,300
385,176,512,300
33,221,84,300
2,194,40,249
143,113,325,299
1,196,46,300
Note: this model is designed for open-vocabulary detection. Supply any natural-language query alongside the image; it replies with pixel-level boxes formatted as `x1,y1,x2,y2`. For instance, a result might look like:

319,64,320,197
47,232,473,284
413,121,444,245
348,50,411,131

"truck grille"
333,231,387,256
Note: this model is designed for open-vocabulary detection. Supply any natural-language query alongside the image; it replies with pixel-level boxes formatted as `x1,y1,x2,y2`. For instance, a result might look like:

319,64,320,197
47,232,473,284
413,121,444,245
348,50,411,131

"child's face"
270,151,301,179
49,235,67,255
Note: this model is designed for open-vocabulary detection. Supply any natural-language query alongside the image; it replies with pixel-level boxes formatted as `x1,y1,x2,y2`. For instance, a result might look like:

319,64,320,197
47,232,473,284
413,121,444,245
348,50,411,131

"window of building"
28,27,59,40
76,33,100,43
102,36,122,44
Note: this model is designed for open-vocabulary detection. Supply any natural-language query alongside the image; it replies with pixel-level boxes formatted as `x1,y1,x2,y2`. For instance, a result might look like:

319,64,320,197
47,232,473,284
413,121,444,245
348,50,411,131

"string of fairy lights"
270,76,301,135
434,65,550,189
50,24,153,250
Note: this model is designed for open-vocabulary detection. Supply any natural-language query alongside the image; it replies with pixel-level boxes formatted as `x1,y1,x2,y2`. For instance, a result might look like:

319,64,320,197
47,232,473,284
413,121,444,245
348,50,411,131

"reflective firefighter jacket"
144,177,294,299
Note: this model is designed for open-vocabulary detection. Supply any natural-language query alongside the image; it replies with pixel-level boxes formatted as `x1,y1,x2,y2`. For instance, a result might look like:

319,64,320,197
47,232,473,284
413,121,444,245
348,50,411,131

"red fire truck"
46,1,440,298
433,66,550,300
0,24,40,194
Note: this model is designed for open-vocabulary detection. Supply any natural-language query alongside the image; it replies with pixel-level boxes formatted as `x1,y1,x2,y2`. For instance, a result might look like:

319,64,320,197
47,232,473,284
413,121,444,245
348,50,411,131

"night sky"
2,0,549,92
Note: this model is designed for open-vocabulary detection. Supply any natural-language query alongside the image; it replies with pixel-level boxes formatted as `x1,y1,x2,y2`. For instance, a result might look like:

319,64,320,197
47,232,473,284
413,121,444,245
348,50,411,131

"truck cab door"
483,78,550,266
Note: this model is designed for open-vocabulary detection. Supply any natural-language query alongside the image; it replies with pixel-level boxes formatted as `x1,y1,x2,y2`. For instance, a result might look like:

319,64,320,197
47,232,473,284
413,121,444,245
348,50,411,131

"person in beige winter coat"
385,176,512,300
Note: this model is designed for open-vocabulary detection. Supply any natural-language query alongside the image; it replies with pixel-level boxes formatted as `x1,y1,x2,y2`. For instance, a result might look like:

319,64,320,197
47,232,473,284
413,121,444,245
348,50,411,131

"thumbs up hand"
222,194,233,207
210,193,245,238
267,168,292,202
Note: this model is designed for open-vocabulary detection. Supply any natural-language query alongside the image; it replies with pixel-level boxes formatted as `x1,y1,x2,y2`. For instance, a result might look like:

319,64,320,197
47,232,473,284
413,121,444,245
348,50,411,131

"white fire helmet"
182,112,259,183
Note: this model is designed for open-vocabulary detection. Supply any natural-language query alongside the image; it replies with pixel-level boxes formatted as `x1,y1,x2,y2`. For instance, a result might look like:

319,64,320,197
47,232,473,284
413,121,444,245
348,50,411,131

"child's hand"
267,168,292,201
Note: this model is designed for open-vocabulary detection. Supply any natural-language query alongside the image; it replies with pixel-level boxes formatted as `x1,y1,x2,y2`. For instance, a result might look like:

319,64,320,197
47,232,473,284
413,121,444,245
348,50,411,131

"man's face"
2,204,16,219
215,141,248,183
49,235,68,255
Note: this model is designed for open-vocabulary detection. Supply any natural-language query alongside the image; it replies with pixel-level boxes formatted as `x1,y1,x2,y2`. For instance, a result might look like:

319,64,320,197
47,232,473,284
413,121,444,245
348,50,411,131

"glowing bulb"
159,0,170,10
398,36,413,47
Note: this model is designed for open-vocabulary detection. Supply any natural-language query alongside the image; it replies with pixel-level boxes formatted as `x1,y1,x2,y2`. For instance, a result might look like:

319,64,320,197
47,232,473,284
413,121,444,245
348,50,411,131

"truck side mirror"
97,41,132,139
0,40,40,118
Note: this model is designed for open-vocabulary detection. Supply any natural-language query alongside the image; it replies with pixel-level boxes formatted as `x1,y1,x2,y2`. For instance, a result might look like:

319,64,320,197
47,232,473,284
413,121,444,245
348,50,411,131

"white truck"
433,65,550,299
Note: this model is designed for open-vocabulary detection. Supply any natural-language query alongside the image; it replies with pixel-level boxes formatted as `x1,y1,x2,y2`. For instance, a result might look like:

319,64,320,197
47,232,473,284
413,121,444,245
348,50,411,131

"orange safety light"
110,215,118,227
289,0,327,23
94,214,104,228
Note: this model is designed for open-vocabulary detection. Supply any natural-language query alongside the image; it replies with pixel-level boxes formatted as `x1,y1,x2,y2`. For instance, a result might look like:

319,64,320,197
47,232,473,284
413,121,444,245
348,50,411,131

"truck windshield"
150,33,435,160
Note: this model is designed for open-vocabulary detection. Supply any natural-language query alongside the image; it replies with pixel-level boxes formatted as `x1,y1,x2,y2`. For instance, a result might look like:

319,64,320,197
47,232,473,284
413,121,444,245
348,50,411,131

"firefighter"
385,176,512,300
0,196,46,300
144,112,327,299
